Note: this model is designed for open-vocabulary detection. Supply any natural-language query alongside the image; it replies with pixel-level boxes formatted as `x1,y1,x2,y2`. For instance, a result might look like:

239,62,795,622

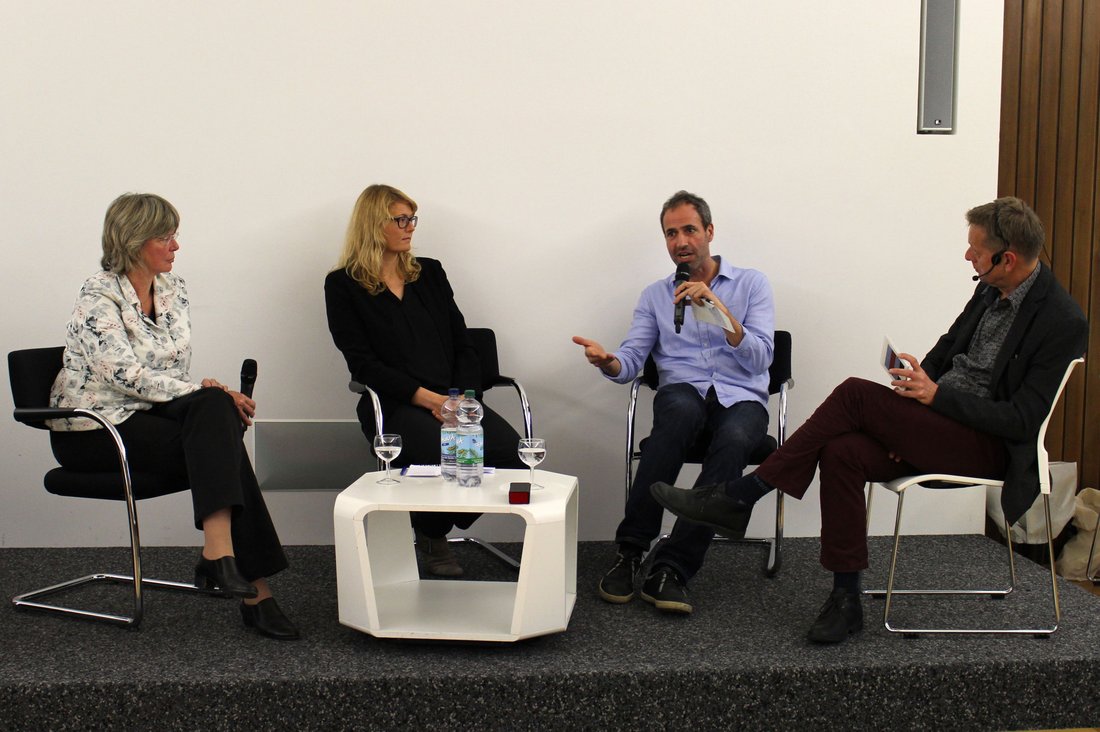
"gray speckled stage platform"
1,536,1099,730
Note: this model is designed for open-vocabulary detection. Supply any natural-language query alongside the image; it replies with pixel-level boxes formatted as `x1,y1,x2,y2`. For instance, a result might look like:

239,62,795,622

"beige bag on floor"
986,461,1077,545
1056,487,1100,580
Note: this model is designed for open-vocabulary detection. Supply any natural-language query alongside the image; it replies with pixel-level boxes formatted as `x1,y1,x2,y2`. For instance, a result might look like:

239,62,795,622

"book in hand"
881,337,912,383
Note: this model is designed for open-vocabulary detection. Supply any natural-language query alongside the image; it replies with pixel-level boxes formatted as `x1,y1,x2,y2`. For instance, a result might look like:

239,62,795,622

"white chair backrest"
1036,357,1085,494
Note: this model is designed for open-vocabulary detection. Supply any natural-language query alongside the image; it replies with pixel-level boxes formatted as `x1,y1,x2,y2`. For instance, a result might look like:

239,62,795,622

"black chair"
625,330,794,576
348,327,532,569
7,347,212,628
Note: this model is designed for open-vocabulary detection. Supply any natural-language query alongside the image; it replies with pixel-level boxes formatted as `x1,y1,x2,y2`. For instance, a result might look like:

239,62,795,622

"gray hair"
965,196,1044,260
100,193,179,274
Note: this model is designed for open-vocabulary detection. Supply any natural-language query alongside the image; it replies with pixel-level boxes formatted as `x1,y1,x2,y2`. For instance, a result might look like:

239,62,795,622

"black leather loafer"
241,597,300,640
649,482,753,540
195,555,258,598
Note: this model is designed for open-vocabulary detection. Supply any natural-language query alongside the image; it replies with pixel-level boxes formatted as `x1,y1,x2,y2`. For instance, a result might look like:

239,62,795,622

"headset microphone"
971,250,1004,281
973,204,1009,281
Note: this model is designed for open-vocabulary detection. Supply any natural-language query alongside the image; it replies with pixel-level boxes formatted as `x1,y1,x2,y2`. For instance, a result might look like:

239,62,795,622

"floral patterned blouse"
48,270,201,431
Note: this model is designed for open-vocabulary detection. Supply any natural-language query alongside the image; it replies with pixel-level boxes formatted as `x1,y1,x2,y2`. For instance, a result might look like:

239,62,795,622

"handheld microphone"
240,359,257,398
673,263,691,333
971,251,1004,281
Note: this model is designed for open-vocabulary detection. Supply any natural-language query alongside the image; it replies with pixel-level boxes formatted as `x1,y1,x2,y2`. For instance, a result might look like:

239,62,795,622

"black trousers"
50,388,288,581
358,396,525,538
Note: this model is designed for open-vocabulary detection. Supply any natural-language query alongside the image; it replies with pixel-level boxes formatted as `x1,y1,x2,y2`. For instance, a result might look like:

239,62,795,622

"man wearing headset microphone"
650,196,1087,643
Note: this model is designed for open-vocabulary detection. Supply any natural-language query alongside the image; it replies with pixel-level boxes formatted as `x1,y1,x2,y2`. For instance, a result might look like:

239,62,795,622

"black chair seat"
44,469,188,501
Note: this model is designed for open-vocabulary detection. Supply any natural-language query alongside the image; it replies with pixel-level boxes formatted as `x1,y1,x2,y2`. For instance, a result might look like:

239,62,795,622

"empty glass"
373,433,402,484
517,437,547,490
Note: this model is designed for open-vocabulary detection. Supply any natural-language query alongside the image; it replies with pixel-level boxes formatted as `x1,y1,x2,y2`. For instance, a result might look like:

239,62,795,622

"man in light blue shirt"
573,190,774,614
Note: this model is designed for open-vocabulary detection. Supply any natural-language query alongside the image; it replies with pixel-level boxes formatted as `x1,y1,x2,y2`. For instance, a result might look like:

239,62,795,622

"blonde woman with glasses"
325,184,523,577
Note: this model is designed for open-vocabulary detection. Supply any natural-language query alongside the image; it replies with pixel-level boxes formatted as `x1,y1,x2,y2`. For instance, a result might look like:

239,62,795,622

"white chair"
863,356,1084,637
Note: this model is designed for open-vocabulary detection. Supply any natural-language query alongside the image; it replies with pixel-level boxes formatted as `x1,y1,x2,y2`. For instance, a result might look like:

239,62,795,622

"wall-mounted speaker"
918,0,958,134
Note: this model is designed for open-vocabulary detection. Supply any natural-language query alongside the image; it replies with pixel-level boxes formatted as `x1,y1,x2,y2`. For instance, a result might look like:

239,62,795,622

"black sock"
833,571,861,593
721,473,774,508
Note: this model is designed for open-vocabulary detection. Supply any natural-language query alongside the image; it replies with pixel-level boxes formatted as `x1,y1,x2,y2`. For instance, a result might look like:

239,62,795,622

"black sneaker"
807,588,863,643
640,565,693,614
598,548,643,604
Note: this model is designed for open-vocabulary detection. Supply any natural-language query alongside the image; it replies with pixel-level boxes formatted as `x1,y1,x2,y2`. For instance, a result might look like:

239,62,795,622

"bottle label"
441,429,457,457
457,431,484,465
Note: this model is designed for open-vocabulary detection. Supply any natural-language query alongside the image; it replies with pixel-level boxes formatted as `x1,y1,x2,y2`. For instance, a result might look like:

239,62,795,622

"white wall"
0,1,1004,547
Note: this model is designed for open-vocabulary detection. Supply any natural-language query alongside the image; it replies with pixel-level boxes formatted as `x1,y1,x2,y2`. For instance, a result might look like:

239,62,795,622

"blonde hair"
100,193,179,274
337,184,421,293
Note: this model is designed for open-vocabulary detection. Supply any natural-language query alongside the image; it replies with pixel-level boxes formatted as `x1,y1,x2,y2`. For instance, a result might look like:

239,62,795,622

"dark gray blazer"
923,263,1087,523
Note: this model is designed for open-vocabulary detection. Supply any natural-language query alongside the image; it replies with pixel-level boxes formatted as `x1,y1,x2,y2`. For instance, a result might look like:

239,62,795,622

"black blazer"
324,258,482,410
923,263,1087,523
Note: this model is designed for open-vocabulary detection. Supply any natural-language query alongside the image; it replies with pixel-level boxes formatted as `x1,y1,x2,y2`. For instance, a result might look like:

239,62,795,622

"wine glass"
518,437,547,490
373,433,402,484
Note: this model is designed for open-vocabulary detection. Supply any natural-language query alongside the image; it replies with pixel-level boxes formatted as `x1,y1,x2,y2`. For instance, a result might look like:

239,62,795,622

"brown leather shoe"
415,530,464,577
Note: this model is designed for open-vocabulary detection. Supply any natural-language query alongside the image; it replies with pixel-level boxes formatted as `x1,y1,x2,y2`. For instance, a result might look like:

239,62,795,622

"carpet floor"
1,535,1099,730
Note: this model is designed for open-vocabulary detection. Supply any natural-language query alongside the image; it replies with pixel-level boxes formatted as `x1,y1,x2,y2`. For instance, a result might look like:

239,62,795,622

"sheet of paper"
403,464,441,477
691,299,734,330
400,465,497,477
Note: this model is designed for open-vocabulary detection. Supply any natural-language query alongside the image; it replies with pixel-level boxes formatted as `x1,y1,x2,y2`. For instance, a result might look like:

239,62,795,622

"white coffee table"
333,469,578,642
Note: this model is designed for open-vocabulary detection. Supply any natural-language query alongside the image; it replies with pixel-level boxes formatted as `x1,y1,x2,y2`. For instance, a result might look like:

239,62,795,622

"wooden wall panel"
1081,0,1100,487
1001,0,1100,491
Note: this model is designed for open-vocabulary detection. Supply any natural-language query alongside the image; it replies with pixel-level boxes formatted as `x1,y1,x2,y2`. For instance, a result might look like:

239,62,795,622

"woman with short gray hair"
48,193,299,640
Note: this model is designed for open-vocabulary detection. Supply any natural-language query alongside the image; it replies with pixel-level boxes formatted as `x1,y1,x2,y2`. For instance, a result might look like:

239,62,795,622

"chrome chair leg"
447,536,520,570
1086,511,1100,584
867,490,1060,637
13,574,208,627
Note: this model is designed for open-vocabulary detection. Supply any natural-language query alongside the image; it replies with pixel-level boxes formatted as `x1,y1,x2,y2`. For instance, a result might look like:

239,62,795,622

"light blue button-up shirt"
607,256,774,408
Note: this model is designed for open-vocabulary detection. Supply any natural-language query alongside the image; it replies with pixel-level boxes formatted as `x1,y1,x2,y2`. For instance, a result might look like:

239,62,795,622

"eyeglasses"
155,231,180,244
390,215,418,230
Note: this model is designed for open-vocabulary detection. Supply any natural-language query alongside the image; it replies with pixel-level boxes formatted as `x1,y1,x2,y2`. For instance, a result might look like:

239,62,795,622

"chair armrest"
347,381,384,436
14,406,117,433
14,406,78,426
15,407,137,501
488,375,533,439
487,375,516,389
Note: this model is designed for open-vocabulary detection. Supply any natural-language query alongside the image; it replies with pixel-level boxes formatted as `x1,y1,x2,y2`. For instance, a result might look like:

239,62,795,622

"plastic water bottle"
456,389,484,487
440,388,461,482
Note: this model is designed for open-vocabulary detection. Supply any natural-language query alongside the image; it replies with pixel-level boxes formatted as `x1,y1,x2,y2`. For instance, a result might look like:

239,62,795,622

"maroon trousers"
754,377,1006,572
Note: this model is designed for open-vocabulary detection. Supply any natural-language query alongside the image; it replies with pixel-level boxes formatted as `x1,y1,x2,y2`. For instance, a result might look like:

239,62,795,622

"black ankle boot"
195,555,258,598
241,598,300,640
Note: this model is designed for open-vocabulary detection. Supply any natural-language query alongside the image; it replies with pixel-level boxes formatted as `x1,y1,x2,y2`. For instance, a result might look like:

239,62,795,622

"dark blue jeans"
616,383,769,580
